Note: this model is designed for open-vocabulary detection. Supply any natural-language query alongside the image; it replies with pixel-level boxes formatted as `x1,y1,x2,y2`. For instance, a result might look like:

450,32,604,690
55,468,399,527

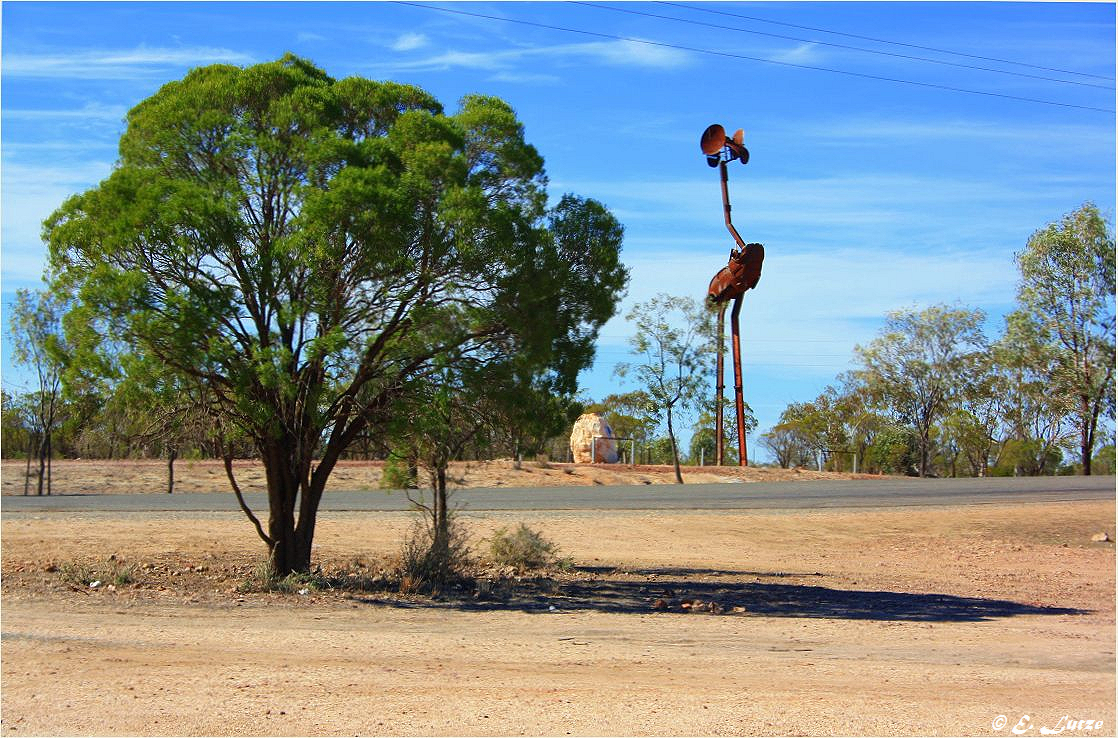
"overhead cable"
572,2,1113,90
658,1,1115,82
393,2,1116,114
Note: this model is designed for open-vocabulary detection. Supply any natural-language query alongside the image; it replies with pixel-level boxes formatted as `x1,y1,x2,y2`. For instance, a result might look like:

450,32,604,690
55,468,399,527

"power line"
573,2,1114,91
658,1,1116,83
393,2,1116,114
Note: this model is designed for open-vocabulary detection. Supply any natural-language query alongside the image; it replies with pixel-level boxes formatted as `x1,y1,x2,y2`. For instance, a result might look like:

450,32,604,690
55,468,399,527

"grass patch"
57,558,137,588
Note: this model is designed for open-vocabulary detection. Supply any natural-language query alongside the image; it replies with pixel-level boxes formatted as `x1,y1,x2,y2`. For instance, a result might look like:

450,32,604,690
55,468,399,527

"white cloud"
3,102,128,123
768,42,823,65
390,32,429,52
377,38,691,76
3,46,255,79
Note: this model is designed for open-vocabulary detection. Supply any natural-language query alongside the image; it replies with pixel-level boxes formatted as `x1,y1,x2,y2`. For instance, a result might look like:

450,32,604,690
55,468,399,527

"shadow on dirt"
353,574,1086,623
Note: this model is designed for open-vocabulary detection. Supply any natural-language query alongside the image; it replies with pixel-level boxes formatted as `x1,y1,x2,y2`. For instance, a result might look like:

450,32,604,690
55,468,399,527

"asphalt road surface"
1,475,1113,514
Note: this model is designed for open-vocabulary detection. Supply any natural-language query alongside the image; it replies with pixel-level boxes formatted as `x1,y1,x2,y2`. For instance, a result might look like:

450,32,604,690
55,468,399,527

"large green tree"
46,55,627,574
1014,203,1115,475
854,304,988,477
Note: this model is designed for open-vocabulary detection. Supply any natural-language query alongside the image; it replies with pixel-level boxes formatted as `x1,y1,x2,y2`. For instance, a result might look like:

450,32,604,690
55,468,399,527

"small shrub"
488,524,559,571
397,517,471,592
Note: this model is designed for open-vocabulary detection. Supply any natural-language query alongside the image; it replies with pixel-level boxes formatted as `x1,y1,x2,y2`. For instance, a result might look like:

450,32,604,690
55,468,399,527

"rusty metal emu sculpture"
702,124,764,467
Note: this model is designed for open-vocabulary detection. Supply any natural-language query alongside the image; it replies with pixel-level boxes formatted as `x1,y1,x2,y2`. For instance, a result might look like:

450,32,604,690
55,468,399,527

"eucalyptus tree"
46,55,626,574
615,294,715,483
8,288,68,495
1014,203,1115,474
854,304,988,477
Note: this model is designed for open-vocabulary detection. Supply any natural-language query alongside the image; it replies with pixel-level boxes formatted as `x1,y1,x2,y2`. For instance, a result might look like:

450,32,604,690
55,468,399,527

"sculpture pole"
702,124,763,468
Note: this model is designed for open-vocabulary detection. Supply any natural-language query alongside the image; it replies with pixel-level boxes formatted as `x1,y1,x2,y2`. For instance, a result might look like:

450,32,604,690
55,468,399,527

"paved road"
1,475,1113,514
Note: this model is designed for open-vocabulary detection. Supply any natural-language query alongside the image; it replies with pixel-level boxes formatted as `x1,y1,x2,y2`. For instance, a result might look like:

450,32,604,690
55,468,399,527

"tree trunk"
433,466,449,558
667,407,683,484
261,441,311,577
167,447,177,494
35,434,47,496
1081,394,1095,475
24,433,33,495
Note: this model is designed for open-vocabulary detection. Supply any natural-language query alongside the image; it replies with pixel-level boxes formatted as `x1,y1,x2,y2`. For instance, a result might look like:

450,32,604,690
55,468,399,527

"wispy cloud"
3,45,255,79
377,38,691,77
2,161,114,282
3,102,128,123
390,32,429,52
768,42,823,65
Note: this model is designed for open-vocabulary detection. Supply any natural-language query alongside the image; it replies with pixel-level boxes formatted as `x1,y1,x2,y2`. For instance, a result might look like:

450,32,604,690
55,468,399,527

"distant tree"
584,390,658,445
1014,203,1115,475
615,295,714,483
46,55,627,574
1092,444,1116,475
864,424,919,475
8,288,68,495
690,398,755,466
993,311,1073,476
1,391,32,460
759,426,801,469
854,304,988,477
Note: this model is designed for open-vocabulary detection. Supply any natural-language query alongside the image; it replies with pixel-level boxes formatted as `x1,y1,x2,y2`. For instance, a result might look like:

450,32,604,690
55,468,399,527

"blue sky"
2,2,1114,460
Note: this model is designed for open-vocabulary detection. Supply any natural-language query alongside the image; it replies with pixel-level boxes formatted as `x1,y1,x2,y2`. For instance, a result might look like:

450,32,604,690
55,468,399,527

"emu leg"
731,296,747,466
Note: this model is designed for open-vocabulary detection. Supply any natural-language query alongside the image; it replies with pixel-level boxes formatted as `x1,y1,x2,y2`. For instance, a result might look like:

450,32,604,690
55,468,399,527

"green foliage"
854,304,988,477
864,425,919,475
46,54,627,573
584,390,658,443
380,451,418,490
488,523,559,571
615,294,715,480
1014,202,1115,473
1092,444,1116,475
991,439,1063,477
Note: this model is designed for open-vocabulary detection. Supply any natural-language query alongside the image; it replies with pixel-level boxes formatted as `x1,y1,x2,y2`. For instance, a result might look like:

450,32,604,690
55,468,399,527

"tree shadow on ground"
354,574,1086,623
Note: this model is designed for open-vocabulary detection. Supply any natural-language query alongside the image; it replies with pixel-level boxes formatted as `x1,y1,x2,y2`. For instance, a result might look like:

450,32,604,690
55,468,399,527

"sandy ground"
1,490,1114,736
1,458,877,496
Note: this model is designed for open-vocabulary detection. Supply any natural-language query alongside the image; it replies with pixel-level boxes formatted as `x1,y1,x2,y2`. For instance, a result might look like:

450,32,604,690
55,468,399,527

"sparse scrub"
488,524,560,571
58,558,136,588
397,517,471,593
236,559,331,594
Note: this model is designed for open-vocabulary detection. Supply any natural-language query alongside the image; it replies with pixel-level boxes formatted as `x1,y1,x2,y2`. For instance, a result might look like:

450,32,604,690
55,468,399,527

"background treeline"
5,203,1114,480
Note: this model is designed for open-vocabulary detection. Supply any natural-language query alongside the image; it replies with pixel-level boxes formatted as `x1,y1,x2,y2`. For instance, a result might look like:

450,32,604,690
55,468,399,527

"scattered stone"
1091,532,1111,543
651,598,667,611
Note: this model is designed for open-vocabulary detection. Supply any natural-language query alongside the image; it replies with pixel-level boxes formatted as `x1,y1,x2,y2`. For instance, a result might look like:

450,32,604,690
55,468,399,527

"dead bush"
488,523,560,572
